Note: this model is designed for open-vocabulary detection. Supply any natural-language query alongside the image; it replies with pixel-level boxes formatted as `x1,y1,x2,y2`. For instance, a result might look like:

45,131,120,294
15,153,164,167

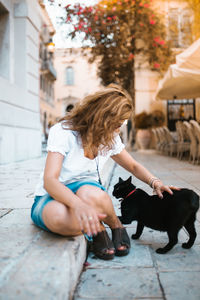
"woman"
31,84,176,260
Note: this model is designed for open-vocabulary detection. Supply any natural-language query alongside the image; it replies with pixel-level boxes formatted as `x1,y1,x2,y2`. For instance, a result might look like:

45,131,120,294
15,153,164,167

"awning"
176,38,200,69
155,38,200,100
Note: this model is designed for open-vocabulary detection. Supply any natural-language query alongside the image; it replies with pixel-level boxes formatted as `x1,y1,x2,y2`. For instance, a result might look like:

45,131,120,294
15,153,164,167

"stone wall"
0,0,41,164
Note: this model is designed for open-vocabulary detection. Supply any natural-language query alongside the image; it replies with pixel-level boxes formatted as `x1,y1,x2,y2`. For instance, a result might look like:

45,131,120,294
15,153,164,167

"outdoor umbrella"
155,38,200,100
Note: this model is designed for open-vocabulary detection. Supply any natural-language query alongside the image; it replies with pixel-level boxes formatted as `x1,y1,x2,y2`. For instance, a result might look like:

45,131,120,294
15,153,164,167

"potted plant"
150,110,165,149
134,112,153,149
151,110,165,127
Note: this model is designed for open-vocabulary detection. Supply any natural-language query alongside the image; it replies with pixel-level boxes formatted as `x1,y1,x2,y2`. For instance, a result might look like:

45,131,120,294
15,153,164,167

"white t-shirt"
34,122,125,196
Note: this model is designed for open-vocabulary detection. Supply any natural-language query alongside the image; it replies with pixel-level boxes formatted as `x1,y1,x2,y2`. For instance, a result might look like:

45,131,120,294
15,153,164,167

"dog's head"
113,176,138,224
112,176,136,199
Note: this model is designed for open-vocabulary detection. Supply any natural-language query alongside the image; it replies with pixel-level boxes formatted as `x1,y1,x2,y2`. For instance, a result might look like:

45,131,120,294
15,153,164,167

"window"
39,43,43,59
0,3,9,79
168,9,179,48
180,10,192,47
48,81,51,96
43,77,46,92
65,66,74,85
168,8,192,48
167,99,195,131
40,75,43,90
65,104,74,113
50,85,53,98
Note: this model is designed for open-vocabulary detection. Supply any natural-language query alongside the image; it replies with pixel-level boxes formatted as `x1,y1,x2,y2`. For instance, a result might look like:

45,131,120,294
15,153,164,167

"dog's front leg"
131,222,144,239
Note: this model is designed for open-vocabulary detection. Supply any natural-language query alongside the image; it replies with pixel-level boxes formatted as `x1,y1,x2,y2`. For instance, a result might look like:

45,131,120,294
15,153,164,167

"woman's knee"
95,192,112,210
77,187,112,211
42,201,81,235
42,202,68,231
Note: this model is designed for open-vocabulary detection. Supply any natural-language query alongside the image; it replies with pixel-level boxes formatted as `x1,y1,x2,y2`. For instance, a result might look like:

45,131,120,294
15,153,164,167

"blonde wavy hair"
60,84,133,153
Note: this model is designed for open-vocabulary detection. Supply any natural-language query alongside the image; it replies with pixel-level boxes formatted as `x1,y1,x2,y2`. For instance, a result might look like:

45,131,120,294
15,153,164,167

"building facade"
54,48,102,118
135,0,200,126
0,0,41,164
39,1,57,143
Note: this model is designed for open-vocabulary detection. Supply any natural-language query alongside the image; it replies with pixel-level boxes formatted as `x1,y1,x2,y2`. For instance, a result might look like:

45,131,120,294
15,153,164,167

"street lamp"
46,38,55,53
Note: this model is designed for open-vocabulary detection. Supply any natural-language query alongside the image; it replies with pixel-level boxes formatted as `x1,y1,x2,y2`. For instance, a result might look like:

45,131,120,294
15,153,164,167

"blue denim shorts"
31,180,106,233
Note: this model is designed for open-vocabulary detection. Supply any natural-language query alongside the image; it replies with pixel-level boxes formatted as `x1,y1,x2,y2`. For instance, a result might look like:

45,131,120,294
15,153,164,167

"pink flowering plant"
61,0,173,98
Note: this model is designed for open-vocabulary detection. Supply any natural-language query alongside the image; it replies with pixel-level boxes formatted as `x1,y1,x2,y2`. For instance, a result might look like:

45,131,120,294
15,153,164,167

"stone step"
0,208,87,299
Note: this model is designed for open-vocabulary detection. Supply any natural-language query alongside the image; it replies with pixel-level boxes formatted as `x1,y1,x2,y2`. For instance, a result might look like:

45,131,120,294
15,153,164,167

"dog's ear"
119,177,123,183
128,176,132,183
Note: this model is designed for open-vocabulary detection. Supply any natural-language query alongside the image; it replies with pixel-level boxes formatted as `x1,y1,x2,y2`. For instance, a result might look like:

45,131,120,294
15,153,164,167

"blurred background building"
39,0,57,146
135,0,199,129
153,0,200,131
54,48,102,118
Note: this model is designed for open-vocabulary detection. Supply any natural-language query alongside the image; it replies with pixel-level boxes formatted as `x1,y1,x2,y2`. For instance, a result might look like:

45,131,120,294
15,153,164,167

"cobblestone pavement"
74,150,200,300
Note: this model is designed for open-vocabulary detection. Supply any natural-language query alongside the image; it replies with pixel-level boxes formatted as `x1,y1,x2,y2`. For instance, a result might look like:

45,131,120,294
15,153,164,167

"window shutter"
168,8,179,48
180,9,192,48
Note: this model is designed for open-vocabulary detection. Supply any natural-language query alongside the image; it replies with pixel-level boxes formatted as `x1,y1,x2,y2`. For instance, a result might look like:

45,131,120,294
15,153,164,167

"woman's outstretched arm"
111,149,179,198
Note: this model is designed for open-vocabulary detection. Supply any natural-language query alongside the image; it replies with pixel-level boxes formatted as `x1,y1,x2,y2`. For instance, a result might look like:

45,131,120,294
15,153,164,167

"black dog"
113,176,199,254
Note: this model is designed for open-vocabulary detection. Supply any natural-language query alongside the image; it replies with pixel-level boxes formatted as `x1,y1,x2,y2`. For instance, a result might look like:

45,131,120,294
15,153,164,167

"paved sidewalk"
0,150,200,300
74,150,200,300
0,154,115,300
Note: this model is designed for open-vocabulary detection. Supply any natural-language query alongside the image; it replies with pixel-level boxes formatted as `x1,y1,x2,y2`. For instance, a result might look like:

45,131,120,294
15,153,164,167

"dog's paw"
131,234,140,239
156,247,168,254
182,242,192,249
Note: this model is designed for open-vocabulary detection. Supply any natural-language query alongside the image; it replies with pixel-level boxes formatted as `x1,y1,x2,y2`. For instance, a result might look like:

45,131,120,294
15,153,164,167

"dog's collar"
125,188,136,199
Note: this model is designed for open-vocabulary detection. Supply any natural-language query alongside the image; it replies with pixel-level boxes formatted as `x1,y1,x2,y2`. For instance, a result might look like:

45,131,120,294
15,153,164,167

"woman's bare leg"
76,185,122,229
42,200,82,236
42,187,110,234
76,186,126,251
42,186,125,251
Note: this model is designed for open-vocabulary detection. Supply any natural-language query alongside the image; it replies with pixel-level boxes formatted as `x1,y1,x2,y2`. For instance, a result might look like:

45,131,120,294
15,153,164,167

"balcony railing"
41,59,57,80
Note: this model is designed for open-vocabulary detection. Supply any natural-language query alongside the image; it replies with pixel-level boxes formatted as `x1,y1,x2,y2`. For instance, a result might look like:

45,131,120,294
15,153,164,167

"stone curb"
68,158,115,298
68,158,115,295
